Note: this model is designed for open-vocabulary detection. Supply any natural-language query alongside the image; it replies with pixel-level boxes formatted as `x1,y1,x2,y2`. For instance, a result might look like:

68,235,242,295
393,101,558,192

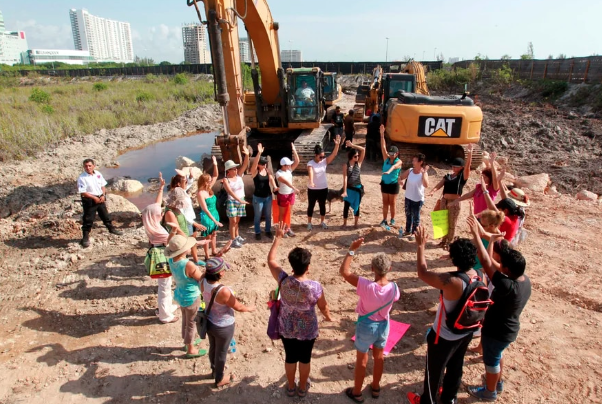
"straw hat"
508,187,530,207
164,235,197,258
164,187,189,211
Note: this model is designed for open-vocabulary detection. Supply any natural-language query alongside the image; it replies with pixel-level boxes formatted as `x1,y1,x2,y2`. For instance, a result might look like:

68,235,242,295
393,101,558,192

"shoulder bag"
196,283,223,339
267,275,287,340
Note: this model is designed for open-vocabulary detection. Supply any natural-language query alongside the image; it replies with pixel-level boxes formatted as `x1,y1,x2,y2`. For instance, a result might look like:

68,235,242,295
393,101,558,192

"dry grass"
0,75,214,161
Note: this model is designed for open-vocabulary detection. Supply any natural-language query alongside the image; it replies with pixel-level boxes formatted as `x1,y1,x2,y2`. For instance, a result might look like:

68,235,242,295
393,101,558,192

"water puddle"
104,131,218,209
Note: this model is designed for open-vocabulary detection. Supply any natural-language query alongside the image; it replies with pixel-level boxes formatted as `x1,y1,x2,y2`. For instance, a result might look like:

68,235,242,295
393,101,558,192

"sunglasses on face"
352,155,359,159
388,152,396,156
318,155,326,160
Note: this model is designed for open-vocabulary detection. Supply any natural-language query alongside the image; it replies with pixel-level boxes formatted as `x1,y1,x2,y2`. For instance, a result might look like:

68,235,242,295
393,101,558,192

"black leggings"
281,337,316,364
307,188,328,217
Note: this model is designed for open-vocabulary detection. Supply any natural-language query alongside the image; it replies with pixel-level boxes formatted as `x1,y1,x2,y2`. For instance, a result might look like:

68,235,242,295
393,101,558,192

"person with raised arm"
465,216,531,402
428,144,474,250
222,146,250,248
398,153,430,240
449,152,500,216
275,143,300,237
378,124,403,231
342,140,366,228
307,134,341,230
407,225,483,404
250,143,278,241
196,156,223,261
267,227,332,398
339,237,399,403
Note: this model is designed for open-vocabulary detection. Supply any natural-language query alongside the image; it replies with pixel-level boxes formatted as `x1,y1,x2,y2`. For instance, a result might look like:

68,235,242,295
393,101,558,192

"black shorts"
281,337,316,364
380,181,400,195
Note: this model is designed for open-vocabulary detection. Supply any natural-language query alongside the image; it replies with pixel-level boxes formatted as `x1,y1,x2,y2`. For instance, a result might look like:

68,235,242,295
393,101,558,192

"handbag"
196,284,223,339
355,283,398,324
144,246,171,279
267,275,287,340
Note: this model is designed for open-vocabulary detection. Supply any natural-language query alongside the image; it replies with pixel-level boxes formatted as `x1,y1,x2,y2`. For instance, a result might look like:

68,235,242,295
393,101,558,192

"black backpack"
435,270,492,344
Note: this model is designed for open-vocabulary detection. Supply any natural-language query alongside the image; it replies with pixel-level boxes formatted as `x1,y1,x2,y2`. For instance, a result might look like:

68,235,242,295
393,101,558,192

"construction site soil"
0,89,601,404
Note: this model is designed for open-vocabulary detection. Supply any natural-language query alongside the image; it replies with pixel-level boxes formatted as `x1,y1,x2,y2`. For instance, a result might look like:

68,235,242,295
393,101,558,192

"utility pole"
386,37,389,63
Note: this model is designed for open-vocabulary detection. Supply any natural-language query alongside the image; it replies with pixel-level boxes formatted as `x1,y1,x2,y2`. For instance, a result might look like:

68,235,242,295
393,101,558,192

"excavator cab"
323,72,342,106
382,74,417,103
287,67,323,124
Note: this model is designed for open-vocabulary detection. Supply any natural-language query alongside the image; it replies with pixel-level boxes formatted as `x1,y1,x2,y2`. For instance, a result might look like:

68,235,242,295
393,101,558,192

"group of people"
76,120,532,400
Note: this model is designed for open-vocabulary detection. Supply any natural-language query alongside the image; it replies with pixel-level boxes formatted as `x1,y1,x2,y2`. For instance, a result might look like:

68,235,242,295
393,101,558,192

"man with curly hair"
407,226,486,404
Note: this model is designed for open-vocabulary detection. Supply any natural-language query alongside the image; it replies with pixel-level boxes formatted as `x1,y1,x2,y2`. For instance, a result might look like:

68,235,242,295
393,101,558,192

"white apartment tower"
70,9,134,63
182,23,210,64
0,9,29,65
281,50,302,63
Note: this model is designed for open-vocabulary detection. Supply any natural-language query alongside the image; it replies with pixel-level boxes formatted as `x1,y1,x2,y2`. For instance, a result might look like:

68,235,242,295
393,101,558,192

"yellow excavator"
187,0,330,172
355,60,483,167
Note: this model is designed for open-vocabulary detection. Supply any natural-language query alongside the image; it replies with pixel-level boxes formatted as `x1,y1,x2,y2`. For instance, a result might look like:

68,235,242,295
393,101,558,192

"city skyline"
0,1,600,64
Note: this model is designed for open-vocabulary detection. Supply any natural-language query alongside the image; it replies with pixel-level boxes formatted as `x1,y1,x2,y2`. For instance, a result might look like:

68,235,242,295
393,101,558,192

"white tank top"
227,176,245,200
405,170,425,202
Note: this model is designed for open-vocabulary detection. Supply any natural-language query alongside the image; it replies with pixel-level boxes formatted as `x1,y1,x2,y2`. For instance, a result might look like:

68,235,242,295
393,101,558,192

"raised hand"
212,155,217,165
159,172,165,187
489,151,497,164
421,164,430,174
241,145,250,156
415,225,428,246
379,124,385,137
275,226,286,239
349,237,364,251
345,140,352,148
466,143,475,153
335,134,341,145
257,143,264,154
291,142,297,152
467,216,480,237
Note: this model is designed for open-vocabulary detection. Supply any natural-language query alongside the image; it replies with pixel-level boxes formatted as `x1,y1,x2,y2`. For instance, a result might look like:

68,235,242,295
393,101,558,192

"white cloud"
13,20,74,50
132,24,184,63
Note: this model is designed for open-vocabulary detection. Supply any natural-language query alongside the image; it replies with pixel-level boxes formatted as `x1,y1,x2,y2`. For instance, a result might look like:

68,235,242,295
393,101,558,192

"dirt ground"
1,93,601,404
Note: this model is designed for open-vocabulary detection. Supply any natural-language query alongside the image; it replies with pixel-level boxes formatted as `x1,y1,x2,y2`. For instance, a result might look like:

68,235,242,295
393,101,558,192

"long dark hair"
314,144,323,155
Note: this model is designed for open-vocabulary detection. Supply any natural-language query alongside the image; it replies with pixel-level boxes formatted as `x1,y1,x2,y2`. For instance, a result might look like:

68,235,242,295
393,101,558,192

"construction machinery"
323,72,342,107
352,60,482,167
187,0,330,173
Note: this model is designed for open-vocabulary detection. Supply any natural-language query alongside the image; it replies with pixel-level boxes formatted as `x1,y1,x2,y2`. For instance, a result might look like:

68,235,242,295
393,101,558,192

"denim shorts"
354,318,389,353
482,334,512,374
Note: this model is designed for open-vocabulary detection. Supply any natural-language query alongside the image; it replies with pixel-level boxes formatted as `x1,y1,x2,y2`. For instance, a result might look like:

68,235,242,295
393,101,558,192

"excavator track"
293,124,332,172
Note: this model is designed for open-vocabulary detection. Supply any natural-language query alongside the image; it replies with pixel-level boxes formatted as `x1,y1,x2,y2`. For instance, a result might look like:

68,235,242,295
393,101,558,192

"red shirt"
499,215,520,241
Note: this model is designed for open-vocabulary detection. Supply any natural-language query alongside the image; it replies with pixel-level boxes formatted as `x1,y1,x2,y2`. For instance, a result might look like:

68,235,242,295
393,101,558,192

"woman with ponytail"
306,135,341,230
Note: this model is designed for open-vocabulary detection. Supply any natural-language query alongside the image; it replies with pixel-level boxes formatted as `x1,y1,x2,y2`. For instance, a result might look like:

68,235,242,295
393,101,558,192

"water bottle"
228,338,237,354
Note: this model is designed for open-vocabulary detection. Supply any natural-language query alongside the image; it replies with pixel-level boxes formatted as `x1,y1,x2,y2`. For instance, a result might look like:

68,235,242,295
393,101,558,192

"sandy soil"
0,95,601,404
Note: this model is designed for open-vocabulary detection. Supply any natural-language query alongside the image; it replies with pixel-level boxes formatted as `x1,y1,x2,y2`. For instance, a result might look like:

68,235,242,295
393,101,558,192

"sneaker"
380,220,390,231
236,235,245,244
265,232,274,240
481,375,504,394
108,228,123,236
286,229,296,238
390,218,396,226
467,385,497,401
255,233,261,241
307,223,313,231
231,239,243,248
406,392,421,404
320,222,328,229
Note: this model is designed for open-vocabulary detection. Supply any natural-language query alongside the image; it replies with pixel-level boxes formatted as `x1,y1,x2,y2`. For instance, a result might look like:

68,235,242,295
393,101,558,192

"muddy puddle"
104,131,217,209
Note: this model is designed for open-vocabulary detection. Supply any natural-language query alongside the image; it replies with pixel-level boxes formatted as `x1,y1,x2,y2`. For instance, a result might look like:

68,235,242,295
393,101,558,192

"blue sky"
1,0,600,63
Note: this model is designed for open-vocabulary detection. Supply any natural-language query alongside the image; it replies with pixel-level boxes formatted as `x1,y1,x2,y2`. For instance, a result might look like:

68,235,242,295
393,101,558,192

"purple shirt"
278,271,323,340
473,183,499,215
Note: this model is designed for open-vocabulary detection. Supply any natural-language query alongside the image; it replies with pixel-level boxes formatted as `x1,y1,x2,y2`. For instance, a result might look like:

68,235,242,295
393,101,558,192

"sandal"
345,387,364,403
297,380,310,398
285,385,297,397
182,337,202,351
370,385,381,399
184,349,207,358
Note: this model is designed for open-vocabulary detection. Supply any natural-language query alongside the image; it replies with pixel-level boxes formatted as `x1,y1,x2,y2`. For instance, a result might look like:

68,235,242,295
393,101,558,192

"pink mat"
351,320,411,356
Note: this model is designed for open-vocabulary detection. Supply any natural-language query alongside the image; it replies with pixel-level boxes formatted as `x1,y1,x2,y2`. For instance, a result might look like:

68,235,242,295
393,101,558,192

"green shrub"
135,91,155,102
527,80,568,99
145,73,157,83
173,73,188,85
427,66,478,93
41,104,54,114
29,88,51,104
93,82,108,92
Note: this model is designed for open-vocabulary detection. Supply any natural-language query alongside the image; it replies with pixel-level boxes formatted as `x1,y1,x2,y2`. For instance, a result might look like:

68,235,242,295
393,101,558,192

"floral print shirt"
277,270,323,340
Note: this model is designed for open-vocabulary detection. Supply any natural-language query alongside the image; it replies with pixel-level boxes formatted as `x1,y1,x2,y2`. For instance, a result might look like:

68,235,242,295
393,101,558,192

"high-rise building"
281,49,302,63
0,10,28,65
239,37,250,63
182,23,210,64
69,9,134,63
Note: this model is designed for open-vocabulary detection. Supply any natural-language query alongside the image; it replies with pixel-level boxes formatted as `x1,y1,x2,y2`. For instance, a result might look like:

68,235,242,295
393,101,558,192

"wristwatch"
347,250,355,256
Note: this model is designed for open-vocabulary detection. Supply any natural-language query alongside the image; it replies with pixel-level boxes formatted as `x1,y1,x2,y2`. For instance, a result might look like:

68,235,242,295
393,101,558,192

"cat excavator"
354,60,483,168
187,0,330,172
